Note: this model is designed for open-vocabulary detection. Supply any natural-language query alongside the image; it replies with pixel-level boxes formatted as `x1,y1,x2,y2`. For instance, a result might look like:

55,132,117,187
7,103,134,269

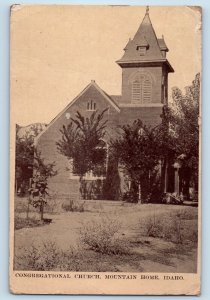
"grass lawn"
14,198,198,273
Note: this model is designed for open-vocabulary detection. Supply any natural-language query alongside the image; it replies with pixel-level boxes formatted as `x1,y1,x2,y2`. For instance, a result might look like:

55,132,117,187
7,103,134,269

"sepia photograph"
10,5,201,295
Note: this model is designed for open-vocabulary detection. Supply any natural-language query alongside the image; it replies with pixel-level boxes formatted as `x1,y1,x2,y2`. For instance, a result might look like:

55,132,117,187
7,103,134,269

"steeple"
116,7,173,72
116,7,174,106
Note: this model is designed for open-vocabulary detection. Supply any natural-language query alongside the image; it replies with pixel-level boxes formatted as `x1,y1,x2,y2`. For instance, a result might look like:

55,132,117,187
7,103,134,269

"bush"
144,215,165,238
15,241,60,270
141,210,198,244
15,241,86,271
58,245,87,271
62,200,85,212
79,217,129,255
14,240,121,272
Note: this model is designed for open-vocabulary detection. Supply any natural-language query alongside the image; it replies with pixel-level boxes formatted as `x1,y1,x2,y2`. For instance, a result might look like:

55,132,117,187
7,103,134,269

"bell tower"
116,7,174,107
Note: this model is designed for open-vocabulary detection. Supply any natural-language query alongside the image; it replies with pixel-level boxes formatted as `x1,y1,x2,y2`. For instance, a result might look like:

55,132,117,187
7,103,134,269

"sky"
10,5,201,126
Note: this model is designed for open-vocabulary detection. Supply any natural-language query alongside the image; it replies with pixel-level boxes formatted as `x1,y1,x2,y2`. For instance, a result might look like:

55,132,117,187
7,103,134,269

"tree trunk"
162,159,167,193
26,196,30,219
79,175,84,200
40,197,44,221
138,183,141,204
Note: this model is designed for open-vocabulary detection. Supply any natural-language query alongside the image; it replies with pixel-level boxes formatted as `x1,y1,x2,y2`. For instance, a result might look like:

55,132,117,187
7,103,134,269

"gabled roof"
100,89,120,109
116,8,173,72
110,95,122,105
35,81,120,144
66,80,120,112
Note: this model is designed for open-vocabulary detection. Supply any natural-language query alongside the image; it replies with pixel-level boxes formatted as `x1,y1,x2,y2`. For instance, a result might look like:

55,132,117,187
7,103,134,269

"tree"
15,124,57,219
15,123,46,196
166,73,200,196
56,109,108,195
111,119,163,203
28,149,57,220
15,127,34,195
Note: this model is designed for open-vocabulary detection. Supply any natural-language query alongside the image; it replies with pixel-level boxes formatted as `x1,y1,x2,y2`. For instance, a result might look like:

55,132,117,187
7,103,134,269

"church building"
35,8,174,200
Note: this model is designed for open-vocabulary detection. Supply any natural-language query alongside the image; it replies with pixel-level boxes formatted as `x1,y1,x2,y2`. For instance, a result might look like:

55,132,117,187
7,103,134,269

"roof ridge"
91,81,120,110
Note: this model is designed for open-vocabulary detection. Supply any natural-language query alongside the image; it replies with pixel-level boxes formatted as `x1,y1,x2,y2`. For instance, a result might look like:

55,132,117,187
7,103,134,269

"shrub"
15,240,60,270
144,214,165,238
58,245,122,271
62,200,85,212
58,245,86,271
163,215,183,243
15,241,82,271
79,217,129,255
141,210,198,244
14,241,121,272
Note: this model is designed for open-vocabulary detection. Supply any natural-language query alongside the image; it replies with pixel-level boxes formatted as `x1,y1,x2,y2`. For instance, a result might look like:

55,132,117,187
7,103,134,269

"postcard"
10,5,201,295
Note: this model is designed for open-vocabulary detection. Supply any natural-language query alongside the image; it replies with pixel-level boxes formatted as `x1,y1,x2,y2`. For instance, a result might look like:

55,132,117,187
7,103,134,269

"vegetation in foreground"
15,215,47,230
14,204,198,272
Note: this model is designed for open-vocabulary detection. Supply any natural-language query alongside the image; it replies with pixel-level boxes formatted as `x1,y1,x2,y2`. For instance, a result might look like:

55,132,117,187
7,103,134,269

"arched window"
131,73,152,103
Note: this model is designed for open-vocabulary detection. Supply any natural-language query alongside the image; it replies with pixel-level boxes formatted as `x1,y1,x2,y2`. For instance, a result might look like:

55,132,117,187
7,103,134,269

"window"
87,100,96,111
132,73,152,103
68,159,79,179
136,46,146,56
68,141,108,180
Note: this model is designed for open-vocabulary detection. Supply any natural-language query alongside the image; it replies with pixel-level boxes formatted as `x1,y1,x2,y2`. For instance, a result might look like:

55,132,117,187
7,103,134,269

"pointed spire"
117,7,163,63
116,7,174,72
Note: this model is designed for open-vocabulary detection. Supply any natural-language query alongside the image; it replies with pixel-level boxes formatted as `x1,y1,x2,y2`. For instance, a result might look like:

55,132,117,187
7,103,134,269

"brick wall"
36,83,164,198
36,84,119,196
119,106,163,127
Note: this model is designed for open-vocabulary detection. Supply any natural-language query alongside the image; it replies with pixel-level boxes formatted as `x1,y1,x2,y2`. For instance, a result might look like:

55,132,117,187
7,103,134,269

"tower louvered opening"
132,80,142,102
143,78,152,103
132,73,152,103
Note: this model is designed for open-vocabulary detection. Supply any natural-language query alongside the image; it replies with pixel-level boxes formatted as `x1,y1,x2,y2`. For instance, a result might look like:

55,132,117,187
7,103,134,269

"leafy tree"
15,123,46,195
111,119,163,203
28,149,57,220
16,123,57,219
56,109,108,193
166,73,200,196
15,127,34,195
